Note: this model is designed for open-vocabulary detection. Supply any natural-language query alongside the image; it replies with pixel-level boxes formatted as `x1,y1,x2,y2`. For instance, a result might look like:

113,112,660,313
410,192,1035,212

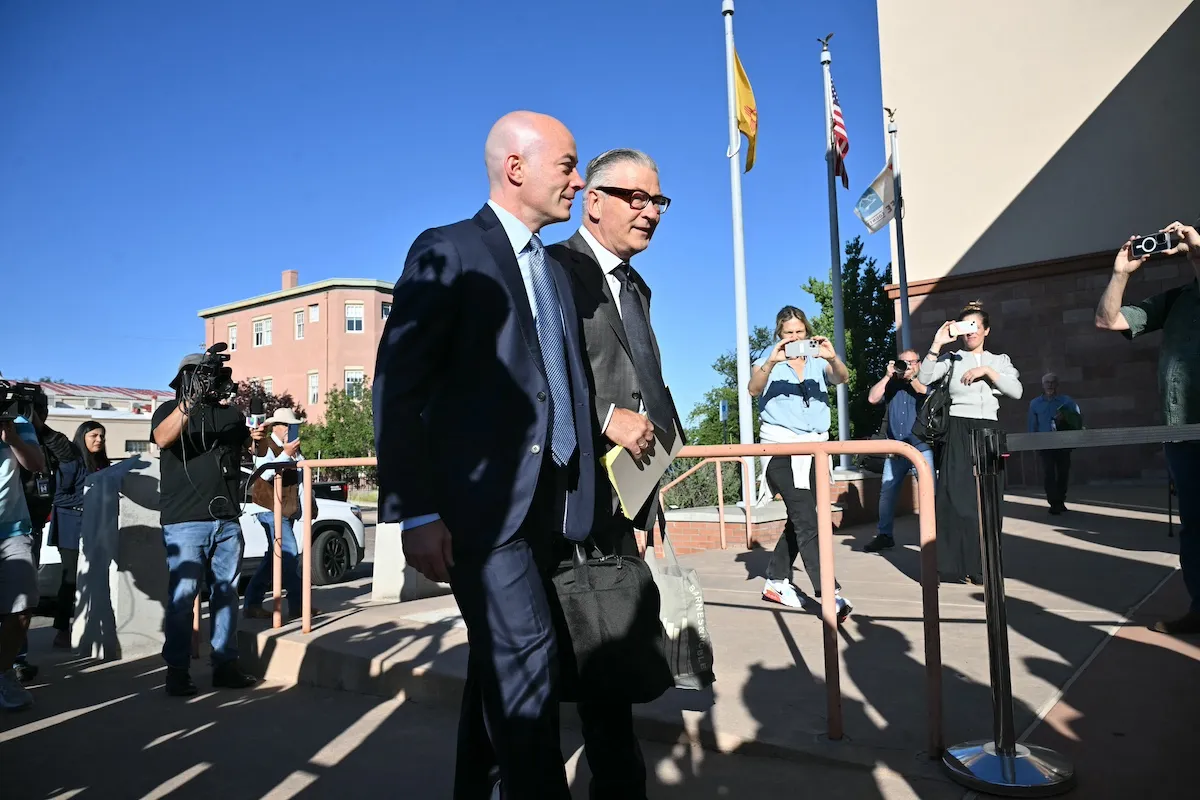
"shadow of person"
734,547,772,582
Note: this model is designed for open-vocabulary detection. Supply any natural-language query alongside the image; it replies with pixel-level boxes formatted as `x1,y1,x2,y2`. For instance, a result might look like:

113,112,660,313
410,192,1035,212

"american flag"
831,79,850,189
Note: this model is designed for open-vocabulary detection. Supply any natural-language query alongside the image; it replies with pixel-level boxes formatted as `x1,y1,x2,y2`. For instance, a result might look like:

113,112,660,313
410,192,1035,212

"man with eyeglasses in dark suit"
547,148,679,800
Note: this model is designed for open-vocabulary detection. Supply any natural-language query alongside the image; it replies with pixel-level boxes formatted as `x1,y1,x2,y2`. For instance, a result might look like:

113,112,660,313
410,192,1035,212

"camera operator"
862,350,934,553
0,398,45,710
12,388,81,681
1096,219,1200,635
151,350,264,696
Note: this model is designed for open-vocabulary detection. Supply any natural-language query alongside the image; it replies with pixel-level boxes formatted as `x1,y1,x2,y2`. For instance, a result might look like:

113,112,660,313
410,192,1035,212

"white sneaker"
836,595,854,624
762,579,807,609
0,669,33,711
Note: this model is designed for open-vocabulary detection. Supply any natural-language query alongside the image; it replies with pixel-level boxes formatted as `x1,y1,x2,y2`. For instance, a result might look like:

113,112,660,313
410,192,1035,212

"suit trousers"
451,458,570,800
1040,450,1072,509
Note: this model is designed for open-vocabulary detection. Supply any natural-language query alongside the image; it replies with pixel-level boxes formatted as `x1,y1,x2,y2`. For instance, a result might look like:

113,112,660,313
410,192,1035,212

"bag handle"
647,504,683,570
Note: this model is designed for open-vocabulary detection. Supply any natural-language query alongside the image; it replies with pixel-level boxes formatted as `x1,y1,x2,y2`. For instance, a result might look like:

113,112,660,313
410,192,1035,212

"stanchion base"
942,740,1075,797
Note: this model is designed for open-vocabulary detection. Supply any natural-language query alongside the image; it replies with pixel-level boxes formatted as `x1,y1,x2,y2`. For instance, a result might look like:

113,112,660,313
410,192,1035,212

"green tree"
232,379,304,419
302,385,376,483
662,326,773,509
802,235,896,438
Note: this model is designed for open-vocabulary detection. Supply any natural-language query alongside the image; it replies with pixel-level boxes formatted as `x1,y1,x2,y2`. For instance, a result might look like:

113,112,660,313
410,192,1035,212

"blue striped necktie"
526,234,577,466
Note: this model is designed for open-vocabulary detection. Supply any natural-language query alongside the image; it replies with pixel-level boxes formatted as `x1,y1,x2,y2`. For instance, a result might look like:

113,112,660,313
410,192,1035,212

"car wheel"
312,527,352,586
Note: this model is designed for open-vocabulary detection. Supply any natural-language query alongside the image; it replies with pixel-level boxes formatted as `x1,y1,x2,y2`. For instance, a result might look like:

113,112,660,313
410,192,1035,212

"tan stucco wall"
876,0,1199,284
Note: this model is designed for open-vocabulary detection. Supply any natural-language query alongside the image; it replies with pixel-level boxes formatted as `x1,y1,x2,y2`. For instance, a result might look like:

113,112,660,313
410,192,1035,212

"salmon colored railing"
272,443,942,757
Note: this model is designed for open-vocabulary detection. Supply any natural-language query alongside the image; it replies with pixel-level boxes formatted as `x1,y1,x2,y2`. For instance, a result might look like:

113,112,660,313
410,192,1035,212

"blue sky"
0,0,891,418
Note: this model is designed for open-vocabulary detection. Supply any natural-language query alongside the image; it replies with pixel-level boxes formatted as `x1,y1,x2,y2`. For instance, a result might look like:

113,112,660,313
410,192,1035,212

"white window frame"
309,303,319,323
261,378,273,395
344,368,365,399
345,302,364,333
253,316,272,347
308,372,319,405
294,309,305,340
228,324,237,352
381,302,392,320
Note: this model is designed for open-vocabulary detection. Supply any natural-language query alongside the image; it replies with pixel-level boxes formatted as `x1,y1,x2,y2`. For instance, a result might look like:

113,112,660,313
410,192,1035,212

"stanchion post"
272,473,283,630
191,594,201,659
942,428,1075,796
715,461,727,550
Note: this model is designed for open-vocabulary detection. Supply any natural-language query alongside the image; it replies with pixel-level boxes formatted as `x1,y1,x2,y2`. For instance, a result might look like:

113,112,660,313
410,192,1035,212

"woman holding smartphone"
749,305,853,621
918,301,1023,584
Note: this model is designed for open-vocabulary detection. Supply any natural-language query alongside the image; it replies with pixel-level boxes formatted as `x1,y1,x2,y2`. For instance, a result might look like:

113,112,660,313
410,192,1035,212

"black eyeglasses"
596,186,671,214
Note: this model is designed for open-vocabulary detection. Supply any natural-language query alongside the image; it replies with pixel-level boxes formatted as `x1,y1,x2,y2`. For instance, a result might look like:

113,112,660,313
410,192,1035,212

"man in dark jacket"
13,389,79,681
863,351,934,553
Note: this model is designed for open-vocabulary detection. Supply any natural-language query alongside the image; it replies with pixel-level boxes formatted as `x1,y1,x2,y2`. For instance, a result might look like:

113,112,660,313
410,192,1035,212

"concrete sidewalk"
227,486,1190,796
5,485,1193,799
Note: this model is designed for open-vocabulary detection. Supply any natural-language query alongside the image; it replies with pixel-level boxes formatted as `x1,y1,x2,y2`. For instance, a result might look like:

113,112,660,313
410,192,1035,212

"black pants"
54,548,79,632
1041,450,1072,509
764,456,838,595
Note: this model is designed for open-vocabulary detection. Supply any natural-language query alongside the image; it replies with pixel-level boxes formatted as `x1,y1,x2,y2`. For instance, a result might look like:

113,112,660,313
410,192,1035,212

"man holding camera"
863,350,933,553
0,407,44,710
1096,220,1200,634
151,352,263,695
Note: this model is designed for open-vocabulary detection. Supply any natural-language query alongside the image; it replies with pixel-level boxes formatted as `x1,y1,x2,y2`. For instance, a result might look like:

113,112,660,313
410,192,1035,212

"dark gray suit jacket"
548,230,681,533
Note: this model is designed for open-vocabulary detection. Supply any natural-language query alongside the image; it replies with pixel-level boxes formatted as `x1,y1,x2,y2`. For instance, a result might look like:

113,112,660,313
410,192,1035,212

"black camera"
893,359,909,373
1130,231,1176,258
0,380,42,423
184,343,236,406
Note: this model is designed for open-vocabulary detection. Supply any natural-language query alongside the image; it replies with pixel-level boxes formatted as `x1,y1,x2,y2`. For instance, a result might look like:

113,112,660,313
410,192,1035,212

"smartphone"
287,423,300,442
1130,231,1176,258
949,319,979,337
784,339,822,358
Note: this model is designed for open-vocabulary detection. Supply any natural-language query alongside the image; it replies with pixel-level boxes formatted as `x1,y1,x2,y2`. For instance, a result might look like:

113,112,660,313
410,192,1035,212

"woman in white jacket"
918,300,1023,584
749,305,852,622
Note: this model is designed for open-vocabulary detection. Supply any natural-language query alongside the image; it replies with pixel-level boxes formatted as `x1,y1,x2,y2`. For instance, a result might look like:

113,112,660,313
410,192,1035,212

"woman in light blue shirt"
748,305,852,622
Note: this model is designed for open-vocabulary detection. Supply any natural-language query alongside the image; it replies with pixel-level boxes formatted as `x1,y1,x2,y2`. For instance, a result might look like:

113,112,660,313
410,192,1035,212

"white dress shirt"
575,226,647,432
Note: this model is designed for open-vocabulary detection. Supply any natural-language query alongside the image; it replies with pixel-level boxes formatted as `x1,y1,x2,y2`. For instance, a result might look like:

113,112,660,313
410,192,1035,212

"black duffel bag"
552,541,674,704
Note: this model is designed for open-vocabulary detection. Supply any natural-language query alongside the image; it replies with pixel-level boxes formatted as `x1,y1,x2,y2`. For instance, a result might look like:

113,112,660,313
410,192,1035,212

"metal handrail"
287,441,942,756
657,456,754,549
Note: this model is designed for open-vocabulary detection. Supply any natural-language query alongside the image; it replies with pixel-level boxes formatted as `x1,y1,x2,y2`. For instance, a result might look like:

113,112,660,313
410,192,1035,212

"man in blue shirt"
863,351,935,552
0,411,45,710
1027,373,1080,515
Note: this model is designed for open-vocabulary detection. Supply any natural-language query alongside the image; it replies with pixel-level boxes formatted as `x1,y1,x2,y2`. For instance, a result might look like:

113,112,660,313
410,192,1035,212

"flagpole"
721,0,756,506
821,39,851,469
887,112,913,351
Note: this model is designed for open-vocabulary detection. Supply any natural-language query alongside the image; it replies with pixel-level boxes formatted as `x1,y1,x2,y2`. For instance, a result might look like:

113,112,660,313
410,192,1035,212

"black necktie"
613,263,675,450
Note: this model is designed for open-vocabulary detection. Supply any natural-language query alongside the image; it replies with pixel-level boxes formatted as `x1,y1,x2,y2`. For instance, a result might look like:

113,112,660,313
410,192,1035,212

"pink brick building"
198,270,393,421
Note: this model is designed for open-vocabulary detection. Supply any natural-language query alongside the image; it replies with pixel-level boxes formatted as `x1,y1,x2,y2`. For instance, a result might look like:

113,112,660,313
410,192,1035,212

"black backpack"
912,356,956,447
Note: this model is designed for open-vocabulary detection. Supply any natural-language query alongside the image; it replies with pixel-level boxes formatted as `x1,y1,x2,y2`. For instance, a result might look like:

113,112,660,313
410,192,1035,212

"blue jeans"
877,449,937,538
162,519,243,669
243,513,303,616
1164,442,1200,612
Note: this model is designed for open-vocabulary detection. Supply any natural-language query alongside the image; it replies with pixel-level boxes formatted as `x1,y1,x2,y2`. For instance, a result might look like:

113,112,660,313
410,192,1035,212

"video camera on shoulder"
181,343,236,406
0,380,41,423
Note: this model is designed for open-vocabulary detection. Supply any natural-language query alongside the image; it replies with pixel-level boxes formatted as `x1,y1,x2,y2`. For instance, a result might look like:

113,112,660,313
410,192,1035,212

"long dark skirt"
935,416,995,582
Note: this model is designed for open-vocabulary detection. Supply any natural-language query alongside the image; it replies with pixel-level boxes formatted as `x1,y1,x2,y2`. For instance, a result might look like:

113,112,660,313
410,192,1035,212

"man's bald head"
483,111,583,233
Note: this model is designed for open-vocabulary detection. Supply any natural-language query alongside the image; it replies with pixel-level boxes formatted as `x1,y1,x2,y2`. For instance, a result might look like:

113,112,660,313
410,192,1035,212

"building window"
294,310,305,340
262,378,273,395
253,317,272,347
381,302,392,320
308,373,319,405
345,369,365,399
228,324,237,351
309,304,319,322
125,440,151,454
345,303,364,333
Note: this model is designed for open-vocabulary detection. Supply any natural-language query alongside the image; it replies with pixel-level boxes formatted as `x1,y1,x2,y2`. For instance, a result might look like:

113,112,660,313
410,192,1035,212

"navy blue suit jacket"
374,204,596,558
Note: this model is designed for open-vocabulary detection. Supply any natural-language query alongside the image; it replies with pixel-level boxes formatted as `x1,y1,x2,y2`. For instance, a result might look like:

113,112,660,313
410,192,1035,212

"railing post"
715,461,727,550
191,595,200,659
742,458,755,549
913,450,944,758
812,452,842,740
942,429,1074,795
272,473,284,630
302,465,314,634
